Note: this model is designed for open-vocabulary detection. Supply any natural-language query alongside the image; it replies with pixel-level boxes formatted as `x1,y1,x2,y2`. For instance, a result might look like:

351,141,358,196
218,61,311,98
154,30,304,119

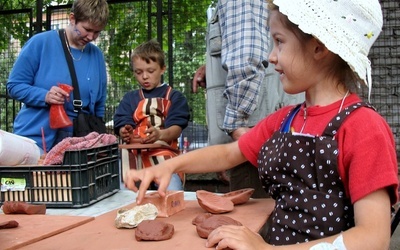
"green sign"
1,178,26,192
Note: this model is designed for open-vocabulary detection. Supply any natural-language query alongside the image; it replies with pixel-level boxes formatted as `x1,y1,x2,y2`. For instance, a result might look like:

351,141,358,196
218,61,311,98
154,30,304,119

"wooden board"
18,199,275,250
0,214,94,250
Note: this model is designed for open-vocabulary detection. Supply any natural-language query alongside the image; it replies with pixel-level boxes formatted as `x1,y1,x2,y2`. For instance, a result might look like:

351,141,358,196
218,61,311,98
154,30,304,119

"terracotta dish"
135,220,174,241
196,190,234,214
193,214,242,239
221,188,255,205
196,188,255,214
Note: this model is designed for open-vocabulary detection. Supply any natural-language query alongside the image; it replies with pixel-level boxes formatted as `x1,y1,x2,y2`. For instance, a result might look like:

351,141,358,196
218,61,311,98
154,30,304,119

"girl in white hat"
124,0,399,249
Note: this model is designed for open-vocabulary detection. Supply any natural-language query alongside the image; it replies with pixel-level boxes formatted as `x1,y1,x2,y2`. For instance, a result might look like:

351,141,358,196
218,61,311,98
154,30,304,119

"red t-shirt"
239,94,399,205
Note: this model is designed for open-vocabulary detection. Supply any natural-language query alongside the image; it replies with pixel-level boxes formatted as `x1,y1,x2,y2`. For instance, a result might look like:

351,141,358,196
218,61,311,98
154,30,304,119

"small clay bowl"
196,190,234,214
221,188,255,205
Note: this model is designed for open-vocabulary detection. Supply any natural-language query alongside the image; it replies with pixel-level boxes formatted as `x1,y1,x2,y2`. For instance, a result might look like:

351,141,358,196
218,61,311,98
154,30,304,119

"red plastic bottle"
49,83,74,129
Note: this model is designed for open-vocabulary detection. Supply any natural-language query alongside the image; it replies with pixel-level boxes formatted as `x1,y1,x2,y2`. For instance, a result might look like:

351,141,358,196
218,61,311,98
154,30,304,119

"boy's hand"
119,125,134,143
142,121,160,144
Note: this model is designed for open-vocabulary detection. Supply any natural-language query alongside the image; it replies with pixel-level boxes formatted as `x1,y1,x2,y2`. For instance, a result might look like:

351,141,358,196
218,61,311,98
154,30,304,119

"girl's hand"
123,164,173,204
206,225,269,250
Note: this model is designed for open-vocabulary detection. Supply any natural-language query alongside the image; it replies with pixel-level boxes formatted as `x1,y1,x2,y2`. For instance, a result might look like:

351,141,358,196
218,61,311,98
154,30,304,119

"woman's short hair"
71,0,109,28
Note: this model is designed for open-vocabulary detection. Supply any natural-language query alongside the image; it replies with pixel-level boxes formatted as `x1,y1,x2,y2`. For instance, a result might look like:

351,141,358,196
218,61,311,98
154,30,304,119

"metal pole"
35,0,43,34
147,0,152,39
156,0,163,45
167,0,173,87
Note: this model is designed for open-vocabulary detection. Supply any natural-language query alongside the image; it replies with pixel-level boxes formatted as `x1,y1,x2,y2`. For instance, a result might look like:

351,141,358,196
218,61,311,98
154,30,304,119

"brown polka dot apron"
258,102,372,245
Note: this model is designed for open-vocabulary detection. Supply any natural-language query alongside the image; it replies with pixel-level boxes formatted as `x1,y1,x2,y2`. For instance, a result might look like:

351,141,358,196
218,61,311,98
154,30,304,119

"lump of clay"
0,220,19,229
196,190,234,214
194,214,242,239
1,201,46,215
192,213,213,226
221,188,254,205
115,203,158,229
135,220,174,241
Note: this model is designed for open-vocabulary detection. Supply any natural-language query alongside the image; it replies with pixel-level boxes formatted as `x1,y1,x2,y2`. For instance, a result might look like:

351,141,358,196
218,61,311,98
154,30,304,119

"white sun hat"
273,0,383,97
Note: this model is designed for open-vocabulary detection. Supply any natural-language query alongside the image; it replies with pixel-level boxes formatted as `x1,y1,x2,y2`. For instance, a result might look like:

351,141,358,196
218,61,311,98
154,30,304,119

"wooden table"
18,199,275,250
0,214,94,250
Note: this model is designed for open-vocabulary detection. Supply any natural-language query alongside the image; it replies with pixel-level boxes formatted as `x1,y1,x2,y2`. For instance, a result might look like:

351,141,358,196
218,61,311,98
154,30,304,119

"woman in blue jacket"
7,0,109,153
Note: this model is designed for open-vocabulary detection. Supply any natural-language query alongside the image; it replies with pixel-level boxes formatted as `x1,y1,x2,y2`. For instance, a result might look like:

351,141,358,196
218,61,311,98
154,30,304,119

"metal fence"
0,0,209,150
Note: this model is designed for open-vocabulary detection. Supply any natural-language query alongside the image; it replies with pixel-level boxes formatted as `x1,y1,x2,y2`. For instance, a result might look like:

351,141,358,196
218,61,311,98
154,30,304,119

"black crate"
0,143,120,208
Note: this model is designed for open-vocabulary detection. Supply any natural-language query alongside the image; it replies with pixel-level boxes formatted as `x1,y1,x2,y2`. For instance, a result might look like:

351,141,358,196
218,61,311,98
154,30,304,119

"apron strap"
322,102,375,137
280,104,302,133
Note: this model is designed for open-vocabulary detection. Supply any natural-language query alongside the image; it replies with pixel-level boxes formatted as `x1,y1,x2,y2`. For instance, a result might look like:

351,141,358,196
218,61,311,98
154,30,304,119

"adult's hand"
216,127,250,184
192,65,207,93
230,127,251,141
45,85,70,105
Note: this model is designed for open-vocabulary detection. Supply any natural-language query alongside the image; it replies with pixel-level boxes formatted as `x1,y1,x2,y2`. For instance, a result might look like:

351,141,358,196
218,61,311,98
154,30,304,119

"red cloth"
43,132,117,165
239,94,399,205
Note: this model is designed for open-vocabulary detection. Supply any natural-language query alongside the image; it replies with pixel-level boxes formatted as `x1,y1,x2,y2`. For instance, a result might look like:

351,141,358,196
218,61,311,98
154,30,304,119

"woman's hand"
206,225,269,250
45,85,70,105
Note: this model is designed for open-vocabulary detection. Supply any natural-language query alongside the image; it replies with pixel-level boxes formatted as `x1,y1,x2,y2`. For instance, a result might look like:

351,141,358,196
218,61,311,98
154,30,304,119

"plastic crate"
0,143,120,208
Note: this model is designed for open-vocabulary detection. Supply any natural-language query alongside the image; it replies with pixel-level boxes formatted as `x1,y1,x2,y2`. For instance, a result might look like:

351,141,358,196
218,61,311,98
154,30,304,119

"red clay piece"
2,201,46,215
192,213,213,226
221,188,255,205
135,220,174,241
195,215,242,239
196,190,234,214
0,220,19,229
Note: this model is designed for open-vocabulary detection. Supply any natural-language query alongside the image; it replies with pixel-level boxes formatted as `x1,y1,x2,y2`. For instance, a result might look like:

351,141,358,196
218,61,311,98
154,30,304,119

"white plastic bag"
0,129,40,165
